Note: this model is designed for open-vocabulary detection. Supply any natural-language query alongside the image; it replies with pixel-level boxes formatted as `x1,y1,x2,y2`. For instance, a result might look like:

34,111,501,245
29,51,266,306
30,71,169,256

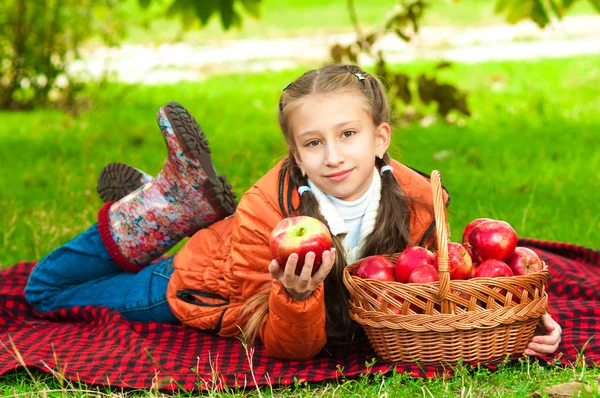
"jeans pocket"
151,257,175,279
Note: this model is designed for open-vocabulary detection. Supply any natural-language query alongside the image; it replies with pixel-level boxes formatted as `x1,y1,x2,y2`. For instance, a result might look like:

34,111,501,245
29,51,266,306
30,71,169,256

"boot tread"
163,101,217,179
97,163,146,203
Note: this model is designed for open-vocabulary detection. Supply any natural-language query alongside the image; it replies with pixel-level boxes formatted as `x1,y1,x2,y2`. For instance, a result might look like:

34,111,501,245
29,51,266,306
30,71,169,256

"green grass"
1,54,598,267
0,355,598,396
1,55,599,395
114,0,598,44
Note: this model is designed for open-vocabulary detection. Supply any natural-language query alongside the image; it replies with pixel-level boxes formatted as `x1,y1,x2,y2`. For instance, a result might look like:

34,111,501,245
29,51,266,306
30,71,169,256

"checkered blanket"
0,239,598,391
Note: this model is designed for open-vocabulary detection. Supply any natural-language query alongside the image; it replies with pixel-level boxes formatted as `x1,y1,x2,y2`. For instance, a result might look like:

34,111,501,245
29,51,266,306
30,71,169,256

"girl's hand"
268,249,336,301
525,313,562,357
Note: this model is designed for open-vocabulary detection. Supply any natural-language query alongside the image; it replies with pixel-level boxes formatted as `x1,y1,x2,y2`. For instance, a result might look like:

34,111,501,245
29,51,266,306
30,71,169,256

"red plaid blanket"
0,239,598,391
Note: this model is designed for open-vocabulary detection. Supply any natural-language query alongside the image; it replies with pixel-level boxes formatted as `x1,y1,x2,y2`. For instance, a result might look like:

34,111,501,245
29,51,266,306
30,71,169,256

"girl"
24,64,561,361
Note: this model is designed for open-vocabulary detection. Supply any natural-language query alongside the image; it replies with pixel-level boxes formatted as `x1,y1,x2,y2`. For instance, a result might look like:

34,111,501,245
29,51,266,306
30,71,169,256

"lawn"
1,54,599,395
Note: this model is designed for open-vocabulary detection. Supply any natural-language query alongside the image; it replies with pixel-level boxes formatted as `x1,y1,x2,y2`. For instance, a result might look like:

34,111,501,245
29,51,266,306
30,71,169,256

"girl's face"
290,91,391,201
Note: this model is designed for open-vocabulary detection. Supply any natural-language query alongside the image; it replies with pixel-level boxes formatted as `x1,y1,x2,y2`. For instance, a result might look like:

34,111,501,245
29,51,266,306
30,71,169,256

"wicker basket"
342,170,549,364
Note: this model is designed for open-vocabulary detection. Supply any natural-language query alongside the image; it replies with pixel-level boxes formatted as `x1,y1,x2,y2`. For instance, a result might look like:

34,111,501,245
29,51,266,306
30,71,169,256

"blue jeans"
24,223,179,323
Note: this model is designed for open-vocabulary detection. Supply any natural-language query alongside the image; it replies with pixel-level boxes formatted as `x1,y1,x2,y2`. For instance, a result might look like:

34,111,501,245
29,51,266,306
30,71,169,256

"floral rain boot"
97,101,237,272
97,162,153,203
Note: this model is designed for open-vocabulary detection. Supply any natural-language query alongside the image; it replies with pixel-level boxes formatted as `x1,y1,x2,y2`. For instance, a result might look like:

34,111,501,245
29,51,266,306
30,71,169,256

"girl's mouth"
325,169,353,182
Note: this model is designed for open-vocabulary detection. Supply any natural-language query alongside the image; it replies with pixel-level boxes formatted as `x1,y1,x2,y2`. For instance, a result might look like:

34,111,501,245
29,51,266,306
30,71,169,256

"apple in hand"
462,218,493,245
269,216,332,276
354,255,397,281
395,246,435,283
473,259,514,278
468,220,518,262
434,242,473,280
507,247,543,276
408,264,439,283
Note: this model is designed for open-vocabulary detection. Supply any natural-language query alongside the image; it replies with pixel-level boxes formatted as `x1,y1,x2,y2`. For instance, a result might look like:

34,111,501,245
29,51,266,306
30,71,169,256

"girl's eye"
342,130,356,138
306,140,321,147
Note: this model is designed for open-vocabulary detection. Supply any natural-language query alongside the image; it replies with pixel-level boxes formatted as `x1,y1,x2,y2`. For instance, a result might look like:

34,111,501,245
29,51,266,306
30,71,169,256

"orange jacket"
166,158,449,360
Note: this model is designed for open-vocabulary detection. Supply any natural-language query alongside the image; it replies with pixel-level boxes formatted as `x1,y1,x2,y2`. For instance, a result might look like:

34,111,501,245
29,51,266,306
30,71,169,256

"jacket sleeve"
230,189,327,360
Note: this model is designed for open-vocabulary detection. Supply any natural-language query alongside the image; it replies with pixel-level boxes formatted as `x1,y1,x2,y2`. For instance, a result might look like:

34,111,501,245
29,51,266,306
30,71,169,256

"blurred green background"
1,0,599,395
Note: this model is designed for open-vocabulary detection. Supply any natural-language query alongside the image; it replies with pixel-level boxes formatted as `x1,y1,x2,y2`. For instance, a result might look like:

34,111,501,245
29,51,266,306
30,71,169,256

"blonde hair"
242,64,415,347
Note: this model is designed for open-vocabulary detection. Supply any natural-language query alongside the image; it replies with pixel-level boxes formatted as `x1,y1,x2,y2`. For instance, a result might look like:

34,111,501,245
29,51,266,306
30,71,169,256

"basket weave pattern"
342,170,549,364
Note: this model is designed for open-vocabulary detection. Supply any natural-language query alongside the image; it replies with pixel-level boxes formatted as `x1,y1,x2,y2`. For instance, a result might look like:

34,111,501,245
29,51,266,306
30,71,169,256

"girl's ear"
375,122,391,156
292,149,303,169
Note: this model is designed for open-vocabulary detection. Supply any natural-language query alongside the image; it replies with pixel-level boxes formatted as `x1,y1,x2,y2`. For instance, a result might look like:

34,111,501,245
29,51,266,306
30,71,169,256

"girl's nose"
324,143,344,166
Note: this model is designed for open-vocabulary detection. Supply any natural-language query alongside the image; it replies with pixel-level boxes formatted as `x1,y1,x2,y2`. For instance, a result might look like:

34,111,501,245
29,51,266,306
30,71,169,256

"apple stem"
298,227,305,236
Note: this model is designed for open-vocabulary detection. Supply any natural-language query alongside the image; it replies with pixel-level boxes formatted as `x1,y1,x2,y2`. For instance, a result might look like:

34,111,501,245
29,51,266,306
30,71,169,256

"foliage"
330,0,600,124
331,0,471,124
494,0,600,28
0,0,127,110
139,0,262,31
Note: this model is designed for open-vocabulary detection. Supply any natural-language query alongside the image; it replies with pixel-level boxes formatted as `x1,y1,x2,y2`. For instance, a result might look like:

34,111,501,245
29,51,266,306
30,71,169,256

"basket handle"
431,170,450,301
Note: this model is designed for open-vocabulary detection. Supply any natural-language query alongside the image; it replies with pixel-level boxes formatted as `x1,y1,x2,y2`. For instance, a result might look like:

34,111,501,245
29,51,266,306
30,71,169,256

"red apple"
468,220,518,262
395,246,435,283
464,245,479,278
375,290,402,314
269,216,332,276
474,259,514,278
354,255,397,281
468,263,480,279
507,247,543,276
434,242,473,280
462,218,494,245
408,264,439,283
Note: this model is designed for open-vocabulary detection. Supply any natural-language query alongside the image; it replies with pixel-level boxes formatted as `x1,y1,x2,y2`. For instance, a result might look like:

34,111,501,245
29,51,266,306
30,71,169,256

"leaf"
540,380,599,397
434,83,458,102
194,0,219,25
394,73,411,104
563,0,579,8
241,0,261,18
505,0,534,24
330,44,345,63
454,96,471,116
137,0,151,9
531,0,551,28
365,32,378,46
394,27,410,42
548,0,565,18
418,74,436,105
375,54,387,79
494,0,518,13
166,0,200,30
166,0,190,16
588,0,600,12
219,0,236,30
436,61,452,69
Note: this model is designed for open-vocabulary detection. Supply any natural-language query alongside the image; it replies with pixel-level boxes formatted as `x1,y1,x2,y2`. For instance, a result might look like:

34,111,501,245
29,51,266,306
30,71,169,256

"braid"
361,155,414,256
284,156,359,343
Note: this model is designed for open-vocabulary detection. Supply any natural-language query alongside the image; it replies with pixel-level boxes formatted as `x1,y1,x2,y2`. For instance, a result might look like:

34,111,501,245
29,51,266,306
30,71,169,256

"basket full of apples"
342,170,549,365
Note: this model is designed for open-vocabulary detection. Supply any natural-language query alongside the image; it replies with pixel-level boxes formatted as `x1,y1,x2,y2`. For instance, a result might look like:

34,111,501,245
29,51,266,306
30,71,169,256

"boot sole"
97,163,146,203
163,101,238,216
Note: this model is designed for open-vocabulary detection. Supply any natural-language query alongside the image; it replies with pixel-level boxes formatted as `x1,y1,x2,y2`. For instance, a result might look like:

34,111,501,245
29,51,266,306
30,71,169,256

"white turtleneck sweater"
307,168,381,264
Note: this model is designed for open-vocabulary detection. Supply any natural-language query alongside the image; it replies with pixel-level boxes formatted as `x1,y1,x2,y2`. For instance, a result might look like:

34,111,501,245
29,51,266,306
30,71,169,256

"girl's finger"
527,341,559,355
268,260,281,279
539,313,556,331
298,252,316,285
531,334,559,346
312,249,336,282
282,253,299,283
